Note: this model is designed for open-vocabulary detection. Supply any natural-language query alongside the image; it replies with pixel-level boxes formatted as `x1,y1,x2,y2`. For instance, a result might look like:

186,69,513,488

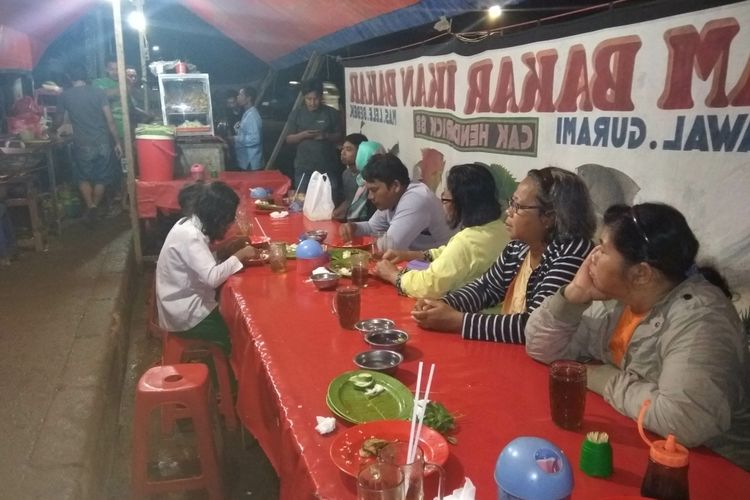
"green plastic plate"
326,370,413,424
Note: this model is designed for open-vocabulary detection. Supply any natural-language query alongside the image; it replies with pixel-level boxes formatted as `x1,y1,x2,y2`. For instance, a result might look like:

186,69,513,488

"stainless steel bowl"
311,272,340,291
364,329,409,353
354,318,395,335
305,229,328,243
353,349,403,375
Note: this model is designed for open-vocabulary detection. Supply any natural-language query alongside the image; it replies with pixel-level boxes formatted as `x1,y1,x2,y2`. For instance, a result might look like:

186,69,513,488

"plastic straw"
406,361,424,463
410,363,435,463
292,172,305,201
254,217,268,238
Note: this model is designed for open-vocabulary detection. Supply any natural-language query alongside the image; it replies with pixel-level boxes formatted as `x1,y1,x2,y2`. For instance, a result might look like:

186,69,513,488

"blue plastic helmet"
494,437,574,500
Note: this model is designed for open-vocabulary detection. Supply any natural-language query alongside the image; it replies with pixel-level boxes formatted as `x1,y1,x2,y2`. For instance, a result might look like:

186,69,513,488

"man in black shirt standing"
285,79,342,199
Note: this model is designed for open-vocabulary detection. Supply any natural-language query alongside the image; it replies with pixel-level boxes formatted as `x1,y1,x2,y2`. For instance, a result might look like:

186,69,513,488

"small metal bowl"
353,349,403,375
311,272,340,291
364,329,409,353
354,318,396,335
304,229,328,243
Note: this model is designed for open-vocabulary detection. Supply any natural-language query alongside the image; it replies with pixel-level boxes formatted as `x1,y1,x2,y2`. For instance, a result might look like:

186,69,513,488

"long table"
219,213,750,499
135,171,291,218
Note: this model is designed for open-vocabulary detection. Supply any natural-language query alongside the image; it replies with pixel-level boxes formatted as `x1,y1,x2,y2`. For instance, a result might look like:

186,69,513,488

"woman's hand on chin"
411,299,462,332
565,250,611,303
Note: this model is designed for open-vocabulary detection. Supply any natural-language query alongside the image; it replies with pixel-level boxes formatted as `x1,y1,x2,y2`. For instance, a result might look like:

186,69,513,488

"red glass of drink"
332,285,361,330
350,253,369,287
549,360,587,430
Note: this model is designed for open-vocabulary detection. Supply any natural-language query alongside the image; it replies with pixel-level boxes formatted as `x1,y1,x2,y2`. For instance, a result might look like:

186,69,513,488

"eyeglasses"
506,198,543,214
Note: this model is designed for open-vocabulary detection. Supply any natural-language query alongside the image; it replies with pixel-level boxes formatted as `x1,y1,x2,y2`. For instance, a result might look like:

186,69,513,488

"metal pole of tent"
134,0,150,113
112,0,143,267
264,53,323,171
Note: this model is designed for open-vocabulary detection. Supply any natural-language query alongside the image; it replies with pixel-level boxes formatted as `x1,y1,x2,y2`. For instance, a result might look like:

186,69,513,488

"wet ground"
0,214,278,499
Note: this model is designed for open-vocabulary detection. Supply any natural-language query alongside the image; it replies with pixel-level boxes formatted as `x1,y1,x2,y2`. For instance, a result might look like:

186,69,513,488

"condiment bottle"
637,400,690,500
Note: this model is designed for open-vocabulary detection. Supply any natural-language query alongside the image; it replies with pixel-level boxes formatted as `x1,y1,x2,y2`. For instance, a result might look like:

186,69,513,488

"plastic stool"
161,332,238,431
131,363,224,500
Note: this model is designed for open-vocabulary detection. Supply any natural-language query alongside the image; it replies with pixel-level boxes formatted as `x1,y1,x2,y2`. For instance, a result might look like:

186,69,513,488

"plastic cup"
549,360,587,430
357,462,404,500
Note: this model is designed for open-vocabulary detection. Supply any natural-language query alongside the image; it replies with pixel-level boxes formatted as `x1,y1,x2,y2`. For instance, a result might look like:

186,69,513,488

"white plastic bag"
303,171,334,221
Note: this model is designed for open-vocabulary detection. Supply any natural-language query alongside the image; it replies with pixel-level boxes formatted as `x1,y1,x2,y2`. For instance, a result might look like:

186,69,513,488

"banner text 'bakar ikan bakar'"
345,1,750,286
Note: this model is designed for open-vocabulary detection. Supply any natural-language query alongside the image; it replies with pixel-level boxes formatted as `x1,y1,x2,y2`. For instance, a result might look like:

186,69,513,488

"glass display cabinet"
158,73,214,136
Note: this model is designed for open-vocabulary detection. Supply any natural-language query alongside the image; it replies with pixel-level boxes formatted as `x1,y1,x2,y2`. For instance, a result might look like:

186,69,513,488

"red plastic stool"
161,332,238,431
131,363,224,500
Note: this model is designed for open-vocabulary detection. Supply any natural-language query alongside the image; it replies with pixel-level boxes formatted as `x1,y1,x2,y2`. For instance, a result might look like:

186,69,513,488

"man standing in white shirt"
156,182,256,352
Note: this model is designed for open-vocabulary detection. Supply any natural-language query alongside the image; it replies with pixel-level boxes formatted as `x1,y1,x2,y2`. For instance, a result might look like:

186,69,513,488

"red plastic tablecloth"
135,171,291,218
219,214,750,499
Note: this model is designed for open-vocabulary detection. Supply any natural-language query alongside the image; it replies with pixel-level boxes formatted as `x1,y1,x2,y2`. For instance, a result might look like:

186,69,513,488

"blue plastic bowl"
295,239,325,259
494,436,573,500
250,187,269,199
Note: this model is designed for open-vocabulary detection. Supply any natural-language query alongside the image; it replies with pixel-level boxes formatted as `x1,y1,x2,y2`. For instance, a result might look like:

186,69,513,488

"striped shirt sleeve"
458,238,592,344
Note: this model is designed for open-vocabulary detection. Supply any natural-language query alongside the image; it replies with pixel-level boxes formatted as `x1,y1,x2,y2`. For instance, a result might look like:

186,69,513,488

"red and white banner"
345,1,750,287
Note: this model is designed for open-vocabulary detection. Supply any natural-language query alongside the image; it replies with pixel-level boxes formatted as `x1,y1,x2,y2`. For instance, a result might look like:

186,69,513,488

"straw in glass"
406,361,424,463
409,363,435,463
254,217,268,238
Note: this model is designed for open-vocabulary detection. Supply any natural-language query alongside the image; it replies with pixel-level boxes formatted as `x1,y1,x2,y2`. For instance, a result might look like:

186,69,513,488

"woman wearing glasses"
525,203,749,470
412,166,596,343
374,163,509,298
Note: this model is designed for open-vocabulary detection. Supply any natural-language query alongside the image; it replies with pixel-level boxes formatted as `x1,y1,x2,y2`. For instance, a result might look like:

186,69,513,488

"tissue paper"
315,416,336,435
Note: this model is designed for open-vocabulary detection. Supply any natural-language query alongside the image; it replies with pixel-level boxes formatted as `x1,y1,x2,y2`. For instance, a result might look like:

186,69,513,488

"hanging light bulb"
488,5,503,20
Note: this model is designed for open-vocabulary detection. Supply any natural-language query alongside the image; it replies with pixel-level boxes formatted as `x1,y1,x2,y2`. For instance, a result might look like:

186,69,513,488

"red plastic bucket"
136,135,176,181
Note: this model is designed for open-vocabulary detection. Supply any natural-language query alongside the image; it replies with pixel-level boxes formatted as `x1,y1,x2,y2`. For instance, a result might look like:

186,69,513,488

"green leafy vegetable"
422,401,458,444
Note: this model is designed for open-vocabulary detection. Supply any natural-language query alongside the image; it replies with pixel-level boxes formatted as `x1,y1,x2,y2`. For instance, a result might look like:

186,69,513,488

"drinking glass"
378,442,444,500
350,252,369,287
373,231,391,259
357,463,404,500
235,206,252,237
331,285,360,330
268,242,287,274
549,360,587,430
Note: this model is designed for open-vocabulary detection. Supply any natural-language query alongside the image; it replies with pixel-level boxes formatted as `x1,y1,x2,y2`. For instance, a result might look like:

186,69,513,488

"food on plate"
364,384,385,398
423,401,458,444
358,438,394,458
349,373,374,389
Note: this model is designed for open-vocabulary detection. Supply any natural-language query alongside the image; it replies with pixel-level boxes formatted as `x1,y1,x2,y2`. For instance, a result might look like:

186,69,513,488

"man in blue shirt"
234,86,263,170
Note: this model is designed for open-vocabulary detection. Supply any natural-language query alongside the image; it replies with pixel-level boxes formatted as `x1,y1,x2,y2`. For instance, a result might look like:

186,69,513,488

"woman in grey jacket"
526,203,750,470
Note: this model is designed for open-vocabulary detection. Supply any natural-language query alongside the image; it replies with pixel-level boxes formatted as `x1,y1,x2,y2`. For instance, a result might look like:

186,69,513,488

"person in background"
345,140,382,222
375,163,509,299
285,78,342,196
412,166,595,343
234,86,263,170
339,153,454,251
156,181,258,354
51,64,122,225
332,133,367,220
525,203,750,470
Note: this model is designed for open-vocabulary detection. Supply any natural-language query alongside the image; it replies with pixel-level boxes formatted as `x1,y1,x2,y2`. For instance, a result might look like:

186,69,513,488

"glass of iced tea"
332,285,360,330
350,252,369,287
268,242,287,273
549,360,587,430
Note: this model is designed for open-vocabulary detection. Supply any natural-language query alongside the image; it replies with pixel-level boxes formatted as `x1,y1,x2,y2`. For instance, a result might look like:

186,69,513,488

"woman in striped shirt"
412,167,596,343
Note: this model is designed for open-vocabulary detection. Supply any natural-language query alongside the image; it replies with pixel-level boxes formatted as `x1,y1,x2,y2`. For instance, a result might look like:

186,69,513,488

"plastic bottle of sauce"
637,400,689,500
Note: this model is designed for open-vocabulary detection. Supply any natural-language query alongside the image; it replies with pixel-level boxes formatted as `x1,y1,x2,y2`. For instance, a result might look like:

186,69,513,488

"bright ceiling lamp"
127,11,146,31
487,5,503,19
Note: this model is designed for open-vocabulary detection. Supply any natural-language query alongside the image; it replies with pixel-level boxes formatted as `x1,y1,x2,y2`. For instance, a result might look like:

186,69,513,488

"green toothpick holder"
580,431,613,478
